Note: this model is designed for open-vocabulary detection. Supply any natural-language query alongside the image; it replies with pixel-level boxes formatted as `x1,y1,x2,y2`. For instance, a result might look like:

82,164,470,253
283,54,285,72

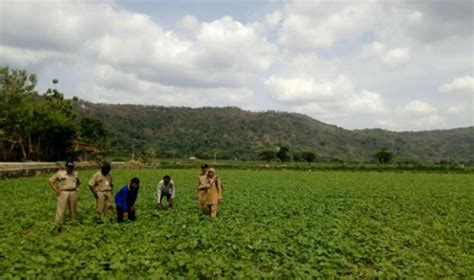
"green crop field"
0,169,472,278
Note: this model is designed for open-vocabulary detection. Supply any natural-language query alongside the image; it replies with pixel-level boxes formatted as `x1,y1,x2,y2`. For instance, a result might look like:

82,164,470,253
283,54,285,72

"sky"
0,0,473,131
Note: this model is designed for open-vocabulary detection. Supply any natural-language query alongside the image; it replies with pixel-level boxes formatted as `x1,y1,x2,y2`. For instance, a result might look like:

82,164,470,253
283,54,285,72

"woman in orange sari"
198,168,222,218
197,163,209,211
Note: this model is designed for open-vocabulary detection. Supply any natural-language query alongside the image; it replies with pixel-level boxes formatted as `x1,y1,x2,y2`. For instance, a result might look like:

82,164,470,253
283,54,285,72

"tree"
292,152,302,162
259,150,276,163
0,67,38,160
301,151,317,163
276,146,290,163
374,148,394,164
40,79,77,160
79,117,108,150
44,79,76,119
0,68,77,161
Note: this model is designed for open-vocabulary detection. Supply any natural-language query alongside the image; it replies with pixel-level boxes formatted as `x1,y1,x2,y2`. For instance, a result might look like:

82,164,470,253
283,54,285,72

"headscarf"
206,168,217,185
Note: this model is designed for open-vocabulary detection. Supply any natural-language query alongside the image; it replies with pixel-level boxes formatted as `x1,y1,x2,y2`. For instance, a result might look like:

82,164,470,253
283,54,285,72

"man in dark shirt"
114,177,140,222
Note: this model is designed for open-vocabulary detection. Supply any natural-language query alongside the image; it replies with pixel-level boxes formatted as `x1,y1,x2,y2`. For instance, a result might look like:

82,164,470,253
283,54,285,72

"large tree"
79,117,108,150
259,150,276,164
373,148,395,164
0,67,38,160
0,67,77,161
301,151,317,163
276,146,290,163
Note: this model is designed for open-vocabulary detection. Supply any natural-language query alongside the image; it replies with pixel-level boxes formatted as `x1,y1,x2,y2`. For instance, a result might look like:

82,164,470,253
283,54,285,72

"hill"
73,100,474,163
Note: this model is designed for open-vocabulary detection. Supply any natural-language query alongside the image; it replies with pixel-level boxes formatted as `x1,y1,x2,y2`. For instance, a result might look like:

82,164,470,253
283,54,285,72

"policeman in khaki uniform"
88,162,114,216
48,161,80,223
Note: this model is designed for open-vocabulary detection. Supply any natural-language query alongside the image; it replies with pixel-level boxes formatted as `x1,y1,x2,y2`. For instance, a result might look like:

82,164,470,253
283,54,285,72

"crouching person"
156,175,175,209
114,177,140,222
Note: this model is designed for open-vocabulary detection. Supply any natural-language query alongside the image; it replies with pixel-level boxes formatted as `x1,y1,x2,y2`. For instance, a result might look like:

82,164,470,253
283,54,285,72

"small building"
74,141,103,161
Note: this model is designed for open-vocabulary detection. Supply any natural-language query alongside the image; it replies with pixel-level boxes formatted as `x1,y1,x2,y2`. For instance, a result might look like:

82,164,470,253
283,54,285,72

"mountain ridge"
73,100,474,163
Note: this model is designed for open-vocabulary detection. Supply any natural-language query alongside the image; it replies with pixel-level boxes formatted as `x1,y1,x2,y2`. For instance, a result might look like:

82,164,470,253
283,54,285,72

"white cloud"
376,100,444,131
194,16,276,76
293,102,325,115
94,15,276,89
265,74,385,115
270,51,340,79
399,100,437,116
397,1,474,43
347,90,385,113
265,74,353,104
277,1,377,49
407,10,423,23
0,1,275,109
361,41,411,67
264,10,282,27
264,49,387,117
85,64,255,107
87,83,254,108
0,1,133,52
275,0,474,51
382,48,410,67
376,114,444,131
178,15,202,35
439,76,474,95
414,114,444,128
0,45,73,67
291,89,385,117
446,105,466,115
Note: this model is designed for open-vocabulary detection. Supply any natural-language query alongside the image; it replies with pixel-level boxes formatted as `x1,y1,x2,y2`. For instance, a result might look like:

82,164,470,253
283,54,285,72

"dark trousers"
117,207,136,222
159,193,171,203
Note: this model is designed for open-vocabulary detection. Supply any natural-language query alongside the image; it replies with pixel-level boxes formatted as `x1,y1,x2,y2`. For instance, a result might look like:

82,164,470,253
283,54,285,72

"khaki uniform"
49,170,80,223
199,175,222,218
89,171,114,215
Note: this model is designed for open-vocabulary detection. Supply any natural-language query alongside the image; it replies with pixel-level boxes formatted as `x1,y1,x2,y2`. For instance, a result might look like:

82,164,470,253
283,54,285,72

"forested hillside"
74,101,474,163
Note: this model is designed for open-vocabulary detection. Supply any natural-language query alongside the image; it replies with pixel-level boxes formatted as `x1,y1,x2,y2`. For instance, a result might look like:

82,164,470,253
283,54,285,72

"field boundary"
1,163,88,180
1,160,472,179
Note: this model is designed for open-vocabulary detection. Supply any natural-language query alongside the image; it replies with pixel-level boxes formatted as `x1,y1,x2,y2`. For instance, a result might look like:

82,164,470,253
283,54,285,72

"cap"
65,161,75,167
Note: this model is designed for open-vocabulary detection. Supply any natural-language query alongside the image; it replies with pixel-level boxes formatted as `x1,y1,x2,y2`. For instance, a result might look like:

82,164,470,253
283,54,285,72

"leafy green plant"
0,169,472,278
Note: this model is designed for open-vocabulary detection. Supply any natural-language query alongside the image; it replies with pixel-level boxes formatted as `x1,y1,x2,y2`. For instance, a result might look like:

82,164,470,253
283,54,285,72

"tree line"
259,145,394,164
259,146,316,164
0,67,108,161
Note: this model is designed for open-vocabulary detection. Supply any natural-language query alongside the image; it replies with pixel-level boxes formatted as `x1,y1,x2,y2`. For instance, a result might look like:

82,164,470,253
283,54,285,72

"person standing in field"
88,161,114,219
48,161,80,224
156,175,175,209
114,177,140,222
197,163,209,211
199,168,222,218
